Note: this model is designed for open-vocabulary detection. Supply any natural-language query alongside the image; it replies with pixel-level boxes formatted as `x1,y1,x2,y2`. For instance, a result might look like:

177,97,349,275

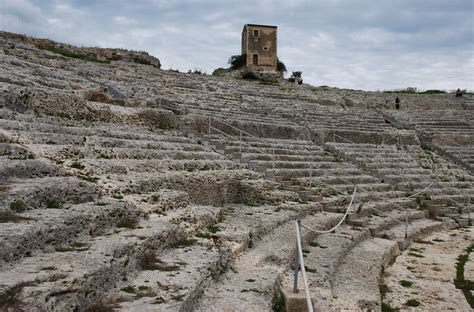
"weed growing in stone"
207,224,221,234
47,200,63,209
399,280,413,288
120,285,136,294
9,199,26,212
70,161,85,170
381,302,399,312
405,299,420,307
112,193,124,200
79,175,99,183
153,296,166,304
454,245,474,307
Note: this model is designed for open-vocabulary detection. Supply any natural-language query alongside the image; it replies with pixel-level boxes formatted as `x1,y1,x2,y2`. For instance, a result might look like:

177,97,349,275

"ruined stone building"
241,24,277,71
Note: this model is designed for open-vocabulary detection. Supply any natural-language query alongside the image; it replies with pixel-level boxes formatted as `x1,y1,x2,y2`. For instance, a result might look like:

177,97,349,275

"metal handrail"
294,220,314,312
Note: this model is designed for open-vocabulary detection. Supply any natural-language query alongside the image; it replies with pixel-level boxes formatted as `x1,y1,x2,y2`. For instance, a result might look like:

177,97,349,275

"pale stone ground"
383,227,473,311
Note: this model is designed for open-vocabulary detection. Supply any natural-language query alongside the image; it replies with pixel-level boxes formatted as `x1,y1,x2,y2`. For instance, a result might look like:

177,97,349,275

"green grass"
207,225,220,234
46,200,63,209
405,299,420,307
454,245,474,308
399,280,413,288
78,175,99,183
55,245,75,252
9,199,26,213
120,285,136,294
44,46,110,64
112,193,124,200
40,266,57,271
245,278,256,283
381,302,399,312
153,297,165,304
70,161,85,170
272,292,284,312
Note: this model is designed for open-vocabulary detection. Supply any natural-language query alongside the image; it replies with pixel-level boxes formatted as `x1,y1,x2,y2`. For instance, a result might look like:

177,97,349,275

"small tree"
277,58,287,73
228,54,246,70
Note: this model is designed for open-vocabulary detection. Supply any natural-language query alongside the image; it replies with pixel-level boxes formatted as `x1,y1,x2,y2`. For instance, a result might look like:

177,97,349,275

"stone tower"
241,24,277,71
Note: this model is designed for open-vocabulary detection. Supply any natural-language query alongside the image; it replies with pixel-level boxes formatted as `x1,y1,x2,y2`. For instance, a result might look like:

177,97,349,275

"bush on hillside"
228,54,246,70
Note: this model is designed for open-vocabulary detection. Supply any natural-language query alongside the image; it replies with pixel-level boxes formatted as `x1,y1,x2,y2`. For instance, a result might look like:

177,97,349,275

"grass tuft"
47,200,64,209
405,299,420,307
399,280,413,288
120,285,136,294
9,199,26,213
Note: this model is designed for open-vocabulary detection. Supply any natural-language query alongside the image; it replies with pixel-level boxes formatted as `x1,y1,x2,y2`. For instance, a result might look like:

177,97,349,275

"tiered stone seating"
1,32,472,311
386,110,474,173
0,105,326,310
327,143,474,224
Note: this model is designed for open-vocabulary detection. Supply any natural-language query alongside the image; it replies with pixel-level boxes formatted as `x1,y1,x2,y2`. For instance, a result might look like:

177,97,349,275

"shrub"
112,193,124,200
70,161,85,170
405,299,420,307
277,58,287,73
381,302,399,312
207,225,220,234
47,200,63,209
420,89,447,94
399,280,413,288
228,54,246,70
120,285,136,294
9,199,26,213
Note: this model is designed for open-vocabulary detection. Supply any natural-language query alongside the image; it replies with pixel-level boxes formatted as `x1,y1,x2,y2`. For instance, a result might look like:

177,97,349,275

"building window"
263,46,268,51
253,29,259,38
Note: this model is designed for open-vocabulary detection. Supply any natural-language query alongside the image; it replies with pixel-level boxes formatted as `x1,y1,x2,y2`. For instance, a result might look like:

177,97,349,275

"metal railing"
156,100,279,170
292,187,357,312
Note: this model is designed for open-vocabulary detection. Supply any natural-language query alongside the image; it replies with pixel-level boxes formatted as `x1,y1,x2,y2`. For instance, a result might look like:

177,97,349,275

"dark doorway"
253,54,258,65
396,103,400,110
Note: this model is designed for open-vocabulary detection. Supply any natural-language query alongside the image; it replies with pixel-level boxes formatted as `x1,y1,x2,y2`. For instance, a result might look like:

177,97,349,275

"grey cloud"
0,0,472,90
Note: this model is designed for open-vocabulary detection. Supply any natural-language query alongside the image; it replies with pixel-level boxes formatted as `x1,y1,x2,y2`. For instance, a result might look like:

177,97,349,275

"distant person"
395,97,400,110
456,88,463,98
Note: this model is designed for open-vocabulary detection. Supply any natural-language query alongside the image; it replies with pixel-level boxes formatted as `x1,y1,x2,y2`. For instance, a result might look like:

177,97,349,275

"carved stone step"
347,217,369,227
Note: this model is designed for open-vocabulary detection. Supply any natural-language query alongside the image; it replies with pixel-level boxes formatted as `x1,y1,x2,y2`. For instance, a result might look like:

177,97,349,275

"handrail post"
293,219,301,294
158,97,161,108
309,164,312,189
208,116,211,135
184,102,187,115
239,130,243,154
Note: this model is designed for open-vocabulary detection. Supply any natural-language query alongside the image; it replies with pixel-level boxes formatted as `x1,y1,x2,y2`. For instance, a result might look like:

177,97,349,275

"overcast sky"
1,0,473,91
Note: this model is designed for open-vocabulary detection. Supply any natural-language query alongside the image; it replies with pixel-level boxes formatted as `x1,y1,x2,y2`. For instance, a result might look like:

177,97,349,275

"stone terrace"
0,33,473,311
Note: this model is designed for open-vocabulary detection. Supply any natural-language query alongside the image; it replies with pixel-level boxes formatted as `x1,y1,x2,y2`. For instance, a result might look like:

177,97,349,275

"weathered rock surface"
0,31,472,311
